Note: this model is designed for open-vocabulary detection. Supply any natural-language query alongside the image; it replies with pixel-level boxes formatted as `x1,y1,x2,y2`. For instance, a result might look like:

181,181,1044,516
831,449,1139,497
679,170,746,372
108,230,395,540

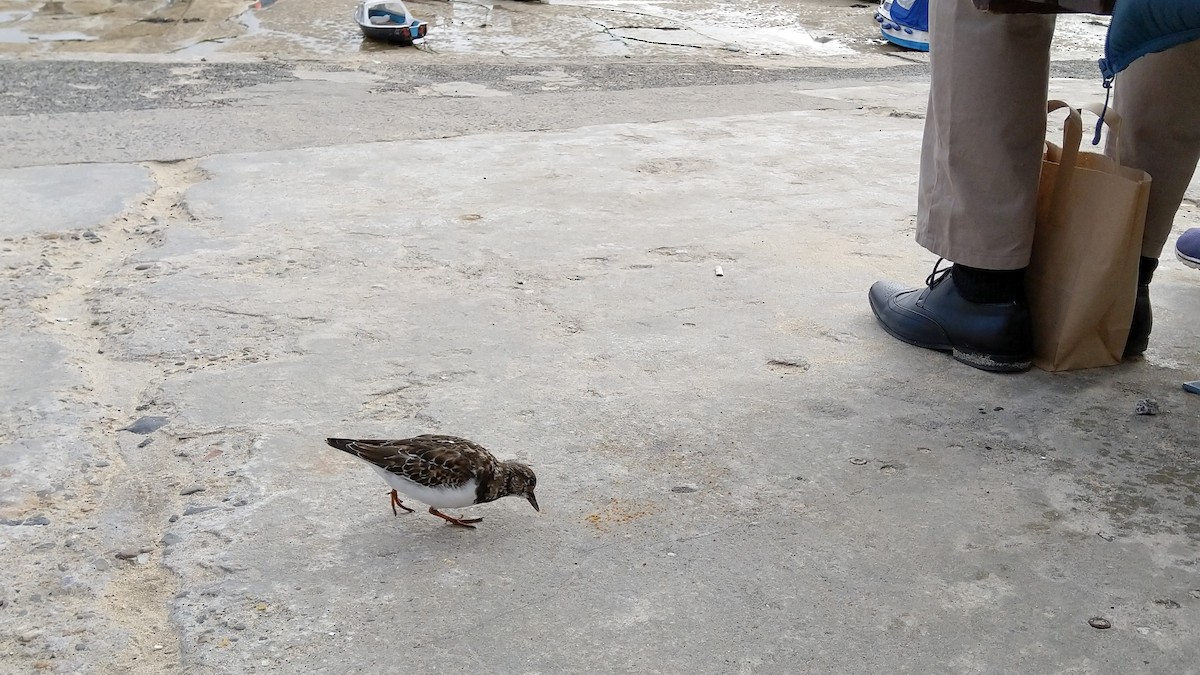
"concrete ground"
2,2,1200,674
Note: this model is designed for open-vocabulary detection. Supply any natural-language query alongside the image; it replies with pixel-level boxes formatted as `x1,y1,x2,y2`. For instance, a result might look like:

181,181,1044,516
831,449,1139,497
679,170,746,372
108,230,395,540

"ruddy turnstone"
325,434,538,529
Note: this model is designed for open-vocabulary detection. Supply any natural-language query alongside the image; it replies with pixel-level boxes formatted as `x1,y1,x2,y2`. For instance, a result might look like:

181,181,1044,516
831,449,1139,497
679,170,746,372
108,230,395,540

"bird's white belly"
369,465,478,509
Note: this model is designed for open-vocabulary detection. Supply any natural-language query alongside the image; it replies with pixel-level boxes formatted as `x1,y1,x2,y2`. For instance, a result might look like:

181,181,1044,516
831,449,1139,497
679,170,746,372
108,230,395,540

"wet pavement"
0,0,1107,62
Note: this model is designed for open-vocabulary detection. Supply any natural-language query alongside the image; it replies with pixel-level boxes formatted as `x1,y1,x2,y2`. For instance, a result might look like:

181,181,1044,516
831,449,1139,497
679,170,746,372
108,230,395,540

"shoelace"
924,257,952,289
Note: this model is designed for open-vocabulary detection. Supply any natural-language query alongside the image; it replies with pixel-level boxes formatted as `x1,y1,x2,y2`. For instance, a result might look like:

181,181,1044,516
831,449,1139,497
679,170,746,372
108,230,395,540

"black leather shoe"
1123,284,1151,358
1123,257,1157,359
868,265,1033,373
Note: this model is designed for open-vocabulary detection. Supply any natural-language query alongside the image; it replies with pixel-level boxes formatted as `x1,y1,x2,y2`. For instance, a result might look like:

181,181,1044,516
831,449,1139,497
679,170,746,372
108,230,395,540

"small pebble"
1088,617,1112,630
161,533,182,546
137,438,154,448
179,485,206,496
183,504,217,516
1133,399,1160,416
135,263,153,270
121,416,168,434
115,549,141,560
168,515,179,523
18,630,41,643
93,460,110,468
75,643,87,651
670,486,697,493
849,457,868,466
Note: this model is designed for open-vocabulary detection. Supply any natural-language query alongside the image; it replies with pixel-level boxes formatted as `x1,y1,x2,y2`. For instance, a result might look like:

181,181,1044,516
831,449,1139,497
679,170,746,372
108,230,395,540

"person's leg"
917,0,1056,270
1117,39,1200,261
1110,39,1200,355
868,0,1054,372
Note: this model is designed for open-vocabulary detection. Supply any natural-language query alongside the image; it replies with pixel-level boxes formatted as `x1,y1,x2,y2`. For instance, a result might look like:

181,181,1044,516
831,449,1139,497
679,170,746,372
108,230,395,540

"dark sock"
1137,256,1158,287
951,263,1025,303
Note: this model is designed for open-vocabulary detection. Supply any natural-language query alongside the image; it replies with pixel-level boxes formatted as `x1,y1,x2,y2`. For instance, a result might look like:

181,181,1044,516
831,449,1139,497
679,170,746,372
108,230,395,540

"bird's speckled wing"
326,436,495,489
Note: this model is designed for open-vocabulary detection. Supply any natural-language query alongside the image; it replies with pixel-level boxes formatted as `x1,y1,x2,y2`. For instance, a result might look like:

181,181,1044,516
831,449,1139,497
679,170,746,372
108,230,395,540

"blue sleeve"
1100,0,1200,80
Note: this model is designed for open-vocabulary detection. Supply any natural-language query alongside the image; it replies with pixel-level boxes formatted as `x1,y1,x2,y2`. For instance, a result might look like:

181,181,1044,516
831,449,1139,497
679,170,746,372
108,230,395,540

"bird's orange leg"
389,489,415,516
428,507,483,528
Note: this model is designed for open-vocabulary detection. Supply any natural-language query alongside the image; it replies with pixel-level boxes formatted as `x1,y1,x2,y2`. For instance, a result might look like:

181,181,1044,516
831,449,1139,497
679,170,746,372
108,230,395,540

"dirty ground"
2,1,1199,674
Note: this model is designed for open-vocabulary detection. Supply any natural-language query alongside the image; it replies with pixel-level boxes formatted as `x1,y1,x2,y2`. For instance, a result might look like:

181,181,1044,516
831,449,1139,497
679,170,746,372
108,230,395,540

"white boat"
355,0,428,45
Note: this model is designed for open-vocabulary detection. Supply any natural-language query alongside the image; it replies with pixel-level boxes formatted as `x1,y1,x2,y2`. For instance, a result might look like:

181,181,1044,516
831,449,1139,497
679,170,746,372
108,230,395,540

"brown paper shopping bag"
1026,101,1152,371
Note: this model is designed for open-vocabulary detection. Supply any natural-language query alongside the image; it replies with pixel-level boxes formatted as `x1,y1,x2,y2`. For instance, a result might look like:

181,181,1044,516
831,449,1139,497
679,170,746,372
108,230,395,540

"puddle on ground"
0,0,252,54
0,26,97,43
0,7,95,43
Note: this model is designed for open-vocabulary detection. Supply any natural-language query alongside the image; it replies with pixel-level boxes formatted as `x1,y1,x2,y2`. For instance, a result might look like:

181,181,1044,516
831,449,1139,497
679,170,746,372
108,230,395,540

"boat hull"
358,21,428,44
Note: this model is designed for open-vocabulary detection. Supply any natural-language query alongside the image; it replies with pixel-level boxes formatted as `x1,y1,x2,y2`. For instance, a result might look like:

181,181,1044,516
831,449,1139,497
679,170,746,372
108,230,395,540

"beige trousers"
916,0,1200,269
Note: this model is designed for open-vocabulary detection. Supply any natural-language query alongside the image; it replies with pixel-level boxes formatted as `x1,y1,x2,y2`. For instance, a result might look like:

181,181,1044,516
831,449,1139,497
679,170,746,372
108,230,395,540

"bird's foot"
429,507,483,529
389,489,415,516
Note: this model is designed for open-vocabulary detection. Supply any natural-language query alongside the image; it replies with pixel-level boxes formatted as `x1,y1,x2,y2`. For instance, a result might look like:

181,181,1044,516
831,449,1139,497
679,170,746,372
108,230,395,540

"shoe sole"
870,301,1032,373
1177,250,1200,269
951,348,1032,373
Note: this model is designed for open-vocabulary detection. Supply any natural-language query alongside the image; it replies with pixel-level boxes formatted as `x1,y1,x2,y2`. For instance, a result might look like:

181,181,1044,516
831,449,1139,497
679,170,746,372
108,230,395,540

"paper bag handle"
1046,100,1083,214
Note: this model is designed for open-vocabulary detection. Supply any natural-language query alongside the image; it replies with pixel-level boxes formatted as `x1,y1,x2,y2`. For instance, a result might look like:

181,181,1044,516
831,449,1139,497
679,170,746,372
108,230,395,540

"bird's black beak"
527,494,539,512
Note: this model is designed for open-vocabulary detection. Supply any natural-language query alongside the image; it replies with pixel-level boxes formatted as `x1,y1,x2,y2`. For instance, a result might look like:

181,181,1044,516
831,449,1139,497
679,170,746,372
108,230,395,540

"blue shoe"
1177,228,1200,269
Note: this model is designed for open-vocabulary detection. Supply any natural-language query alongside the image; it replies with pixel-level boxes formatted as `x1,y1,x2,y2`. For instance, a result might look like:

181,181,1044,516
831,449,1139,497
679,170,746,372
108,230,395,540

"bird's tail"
325,438,398,466
326,438,358,454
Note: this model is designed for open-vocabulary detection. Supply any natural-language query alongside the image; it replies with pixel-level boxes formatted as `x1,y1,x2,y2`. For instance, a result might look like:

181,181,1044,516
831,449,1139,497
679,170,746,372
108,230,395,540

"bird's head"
503,462,539,512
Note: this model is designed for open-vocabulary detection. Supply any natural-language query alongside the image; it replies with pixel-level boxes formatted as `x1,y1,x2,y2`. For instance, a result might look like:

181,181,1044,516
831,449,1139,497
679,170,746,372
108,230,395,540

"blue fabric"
889,0,929,32
1100,0,1200,80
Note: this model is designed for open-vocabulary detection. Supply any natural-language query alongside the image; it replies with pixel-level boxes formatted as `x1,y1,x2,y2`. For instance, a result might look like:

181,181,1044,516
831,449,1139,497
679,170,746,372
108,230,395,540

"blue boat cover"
889,0,930,32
